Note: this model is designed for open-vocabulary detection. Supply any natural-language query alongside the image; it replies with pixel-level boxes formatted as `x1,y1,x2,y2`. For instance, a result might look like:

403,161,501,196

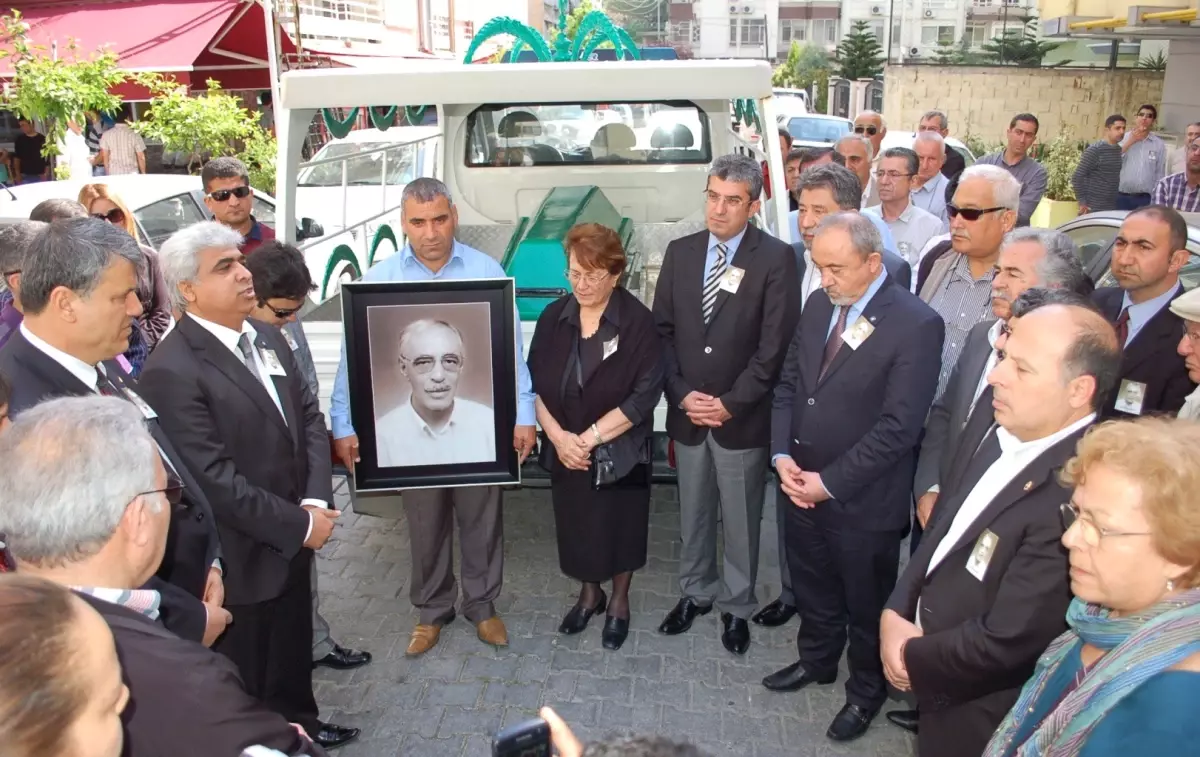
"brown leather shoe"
476,616,509,647
405,611,455,657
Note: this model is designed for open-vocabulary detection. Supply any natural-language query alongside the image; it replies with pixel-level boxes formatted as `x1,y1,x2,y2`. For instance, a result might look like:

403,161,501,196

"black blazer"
1092,285,1195,418
78,593,327,757
913,318,997,497
886,404,1086,757
138,314,333,606
792,239,912,294
653,224,801,449
771,277,944,531
0,330,218,643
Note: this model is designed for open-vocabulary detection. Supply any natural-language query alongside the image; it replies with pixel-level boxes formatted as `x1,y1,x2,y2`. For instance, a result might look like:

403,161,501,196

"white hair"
398,318,465,359
914,130,946,155
957,164,1022,212
836,133,874,161
0,396,159,568
857,110,887,129
158,221,245,311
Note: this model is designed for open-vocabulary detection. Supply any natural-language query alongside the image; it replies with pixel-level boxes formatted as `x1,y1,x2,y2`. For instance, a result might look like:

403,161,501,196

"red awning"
1,0,295,95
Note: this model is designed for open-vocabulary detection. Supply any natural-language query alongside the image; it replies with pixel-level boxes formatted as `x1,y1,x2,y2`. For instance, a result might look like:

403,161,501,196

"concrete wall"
1161,39,1200,134
883,65,1164,141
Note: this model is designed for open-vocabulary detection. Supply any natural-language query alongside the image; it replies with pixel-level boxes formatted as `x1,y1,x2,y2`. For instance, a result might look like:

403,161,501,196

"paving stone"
421,681,485,708
462,654,521,682
437,705,504,737
481,682,544,710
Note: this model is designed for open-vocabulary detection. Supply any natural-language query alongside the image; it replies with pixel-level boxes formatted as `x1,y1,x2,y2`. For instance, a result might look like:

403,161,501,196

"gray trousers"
311,560,334,660
772,482,794,606
403,485,503,626
674,435,768,619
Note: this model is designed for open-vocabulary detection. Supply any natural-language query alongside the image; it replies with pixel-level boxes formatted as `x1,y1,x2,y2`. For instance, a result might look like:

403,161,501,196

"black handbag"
590,435,652,491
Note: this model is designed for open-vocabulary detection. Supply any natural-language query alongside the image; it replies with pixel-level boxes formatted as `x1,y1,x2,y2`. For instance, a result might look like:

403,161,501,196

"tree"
0,11,126,161
565,1,612,48
773,41,831,112
132,76,261,174
833,21,884,80
932,39,958,65
981,15,1062,67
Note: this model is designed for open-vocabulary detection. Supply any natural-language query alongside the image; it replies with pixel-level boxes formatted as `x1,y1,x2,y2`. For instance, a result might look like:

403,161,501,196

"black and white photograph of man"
369,304,496,468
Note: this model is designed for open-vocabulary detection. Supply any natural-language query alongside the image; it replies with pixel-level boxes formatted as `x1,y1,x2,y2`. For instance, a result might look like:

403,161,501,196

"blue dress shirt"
703,224,748,285
1120,286,1178,347
330,241,536,439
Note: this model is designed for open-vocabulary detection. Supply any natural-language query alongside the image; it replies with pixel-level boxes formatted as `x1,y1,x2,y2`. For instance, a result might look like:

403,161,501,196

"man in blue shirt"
330,178,536,656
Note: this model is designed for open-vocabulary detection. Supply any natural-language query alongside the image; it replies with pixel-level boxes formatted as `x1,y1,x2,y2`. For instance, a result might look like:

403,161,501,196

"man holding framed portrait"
330,178,536,657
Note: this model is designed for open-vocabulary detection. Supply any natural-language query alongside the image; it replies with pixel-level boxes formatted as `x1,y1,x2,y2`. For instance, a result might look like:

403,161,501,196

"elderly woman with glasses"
527,223,664,652
983,417,1200,757
78,183,173,357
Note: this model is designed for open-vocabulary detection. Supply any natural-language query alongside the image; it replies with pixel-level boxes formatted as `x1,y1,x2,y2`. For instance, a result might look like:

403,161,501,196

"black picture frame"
342,277,519,492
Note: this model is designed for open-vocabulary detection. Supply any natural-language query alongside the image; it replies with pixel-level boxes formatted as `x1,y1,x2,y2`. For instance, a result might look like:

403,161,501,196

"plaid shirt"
99,124,146,175
73,586,162,620
1151,172,1200,213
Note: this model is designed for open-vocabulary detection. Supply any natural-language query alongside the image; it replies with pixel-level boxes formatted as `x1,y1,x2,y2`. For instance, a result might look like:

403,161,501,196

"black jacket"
791,239,912,295
653,224,800,449
137,315,333,606
0,329,219,642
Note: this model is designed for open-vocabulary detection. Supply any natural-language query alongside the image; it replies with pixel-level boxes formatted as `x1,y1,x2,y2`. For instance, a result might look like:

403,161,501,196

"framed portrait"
342,277,519,492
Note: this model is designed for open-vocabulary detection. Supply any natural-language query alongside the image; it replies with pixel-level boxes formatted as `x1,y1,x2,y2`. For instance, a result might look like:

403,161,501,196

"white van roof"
280,59,774,110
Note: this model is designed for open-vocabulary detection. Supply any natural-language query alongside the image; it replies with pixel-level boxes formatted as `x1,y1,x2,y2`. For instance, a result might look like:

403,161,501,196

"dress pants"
771,482,794,606
674,435,767,619
215,549,319,733
786,503,901,713
402,485,503,625
311,560,334,660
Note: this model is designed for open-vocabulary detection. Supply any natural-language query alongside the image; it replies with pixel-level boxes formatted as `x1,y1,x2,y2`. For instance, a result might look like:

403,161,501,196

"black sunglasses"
947,204,1007,221
91,208,125,225
208,185,252,202
854,125,879,136
264,302,303,320
2,269,18,278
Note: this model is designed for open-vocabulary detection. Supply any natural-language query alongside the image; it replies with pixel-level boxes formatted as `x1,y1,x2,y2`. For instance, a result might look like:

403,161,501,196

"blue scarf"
983,588,1200,757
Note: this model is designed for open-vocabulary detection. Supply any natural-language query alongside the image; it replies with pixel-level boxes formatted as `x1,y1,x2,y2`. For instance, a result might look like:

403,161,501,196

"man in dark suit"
753,164,911,632
0,218,223,645
137,221,357,749
881,297,1121,757
0,396,328,757
1091,205,1196,418
765,212,943,742
653,153,800,655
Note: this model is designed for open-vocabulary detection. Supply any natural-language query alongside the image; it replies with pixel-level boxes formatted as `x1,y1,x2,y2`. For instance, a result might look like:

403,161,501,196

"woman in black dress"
527,223,664,651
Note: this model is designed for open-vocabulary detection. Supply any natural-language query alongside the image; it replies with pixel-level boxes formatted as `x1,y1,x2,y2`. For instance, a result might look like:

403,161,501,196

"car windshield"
465,100,711,166
786,117,851,144
298,142,417,187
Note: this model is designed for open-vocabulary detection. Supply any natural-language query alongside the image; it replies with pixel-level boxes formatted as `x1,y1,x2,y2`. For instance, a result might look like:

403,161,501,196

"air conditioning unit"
923,8,935,17
743,4,753,11
870,4,884,15
909,46,921,56
730,4,739,13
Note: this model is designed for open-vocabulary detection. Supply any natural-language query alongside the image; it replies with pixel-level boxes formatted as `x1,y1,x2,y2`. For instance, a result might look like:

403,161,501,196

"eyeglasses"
401,353,463,374
263,302,303,320
1060,502,1153,548
2,269,18,279
207,185,252,203
91,208,126,225
874,170,912,181
703,190,746,208
565,269,610,286
132,480,187,511
854,125,879,136
947,204,1007,221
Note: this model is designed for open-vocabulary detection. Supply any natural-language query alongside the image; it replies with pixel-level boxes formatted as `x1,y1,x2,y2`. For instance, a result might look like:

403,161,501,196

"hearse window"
465,101,711,167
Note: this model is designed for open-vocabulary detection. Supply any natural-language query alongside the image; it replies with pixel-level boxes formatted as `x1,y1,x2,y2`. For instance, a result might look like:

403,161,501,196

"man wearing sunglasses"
0,219,225,648
0,396,331,757
202,157,273,254
853,111,887,162
1118,104,1168,211
976,113,1047,227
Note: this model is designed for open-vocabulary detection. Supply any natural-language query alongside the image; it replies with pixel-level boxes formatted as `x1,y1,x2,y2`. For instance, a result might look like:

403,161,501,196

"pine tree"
981,15,1062,67
932,38,958,65
833,20,885,80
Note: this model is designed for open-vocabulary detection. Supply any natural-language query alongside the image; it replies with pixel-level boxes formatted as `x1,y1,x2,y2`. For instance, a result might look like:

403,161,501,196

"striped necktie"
702,243,728,324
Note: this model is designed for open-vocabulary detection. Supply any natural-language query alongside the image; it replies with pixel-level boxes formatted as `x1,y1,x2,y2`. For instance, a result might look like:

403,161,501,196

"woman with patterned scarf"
984,416,1200,757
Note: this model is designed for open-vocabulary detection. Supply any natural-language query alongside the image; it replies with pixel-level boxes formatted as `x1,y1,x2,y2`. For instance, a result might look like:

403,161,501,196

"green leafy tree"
1040,131,1086,201
981,15,1062,67
566,0,615,48
132,76,259,174
0,11,126,162
833,21,884,80
242,128,277,195
774,42,831,112
932,39,958,65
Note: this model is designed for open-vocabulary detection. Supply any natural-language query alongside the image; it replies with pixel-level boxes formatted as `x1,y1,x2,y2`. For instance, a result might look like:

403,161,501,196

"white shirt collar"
186,312,257,356
401,396,464,437
994,412,1096,456
20,323,99,391
986,319,1005,349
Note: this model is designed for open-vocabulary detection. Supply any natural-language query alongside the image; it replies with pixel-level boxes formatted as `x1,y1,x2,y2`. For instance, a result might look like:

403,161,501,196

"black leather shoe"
658,597,712,635
314,722,360,749
720,612,751,655
313,643,373,671
761,661,836,692
559,590,607,635
827,703,876,742
886,708,919,734
601,614,630,650
751,599,797,627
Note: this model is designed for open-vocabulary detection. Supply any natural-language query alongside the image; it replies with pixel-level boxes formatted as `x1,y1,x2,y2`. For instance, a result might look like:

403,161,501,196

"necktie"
237,333,267,388
819,306,849,380
95,367,180,478
702,243,728,324
96,368,121,398
1115,307,1130,347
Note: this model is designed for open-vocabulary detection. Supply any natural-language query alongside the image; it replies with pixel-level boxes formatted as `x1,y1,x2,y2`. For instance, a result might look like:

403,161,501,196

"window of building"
967,23,991,45
812,18,838,43
780,19,806,45
729,19,739,45
671,20,699,44
741,18,767,46
920,24,956,45
462,20,475,44
867,21,884,43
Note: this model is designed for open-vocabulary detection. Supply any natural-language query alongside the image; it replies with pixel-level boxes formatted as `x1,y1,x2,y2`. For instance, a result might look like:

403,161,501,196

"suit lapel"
1122,285,1185,373
180,316,291,436
817,280,896,386
9,331,95,398
258,331,300,444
